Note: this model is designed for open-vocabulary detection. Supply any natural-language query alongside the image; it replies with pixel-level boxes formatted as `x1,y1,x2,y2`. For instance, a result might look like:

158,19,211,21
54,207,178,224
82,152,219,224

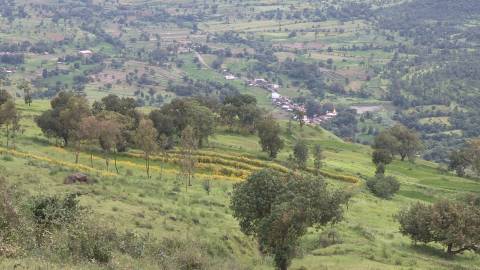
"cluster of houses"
271,91,338,124
0,67,15,74
248,78,280,92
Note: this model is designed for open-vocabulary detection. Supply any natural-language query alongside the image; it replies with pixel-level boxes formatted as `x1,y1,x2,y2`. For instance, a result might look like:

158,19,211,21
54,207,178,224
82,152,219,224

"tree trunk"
146,156,150,178
159,161,163,181
90,153,94,168
6,124,9,148
11,129,15,150
447,243,453,255
75,152,79,164
114,154,119,174
278,259,288,270
105,159,109,172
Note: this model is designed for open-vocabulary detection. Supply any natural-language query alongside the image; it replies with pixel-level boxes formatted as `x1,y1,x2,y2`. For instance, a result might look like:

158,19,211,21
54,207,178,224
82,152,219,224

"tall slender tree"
134,119,158,178
313,144,324,175
180,126,197,190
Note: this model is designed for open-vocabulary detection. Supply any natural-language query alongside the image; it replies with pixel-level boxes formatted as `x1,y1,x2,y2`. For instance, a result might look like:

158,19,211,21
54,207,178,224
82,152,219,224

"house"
272,92,280,100
325,108,337,117
225,75,236,80
78,50,93,57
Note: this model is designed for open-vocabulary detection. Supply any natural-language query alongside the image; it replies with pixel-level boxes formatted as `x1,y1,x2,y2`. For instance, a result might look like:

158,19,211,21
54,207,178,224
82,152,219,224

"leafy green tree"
92,94,137,117
366,174,400,199
191,105,215,148
257,115,284,159
397,202,434,245
35,92,90,146
448,149,471,177
398,197,480,255
293,140,309,169
231,170,350,270
149,98,215,148
390,124,423,161
373,130,399,158
373,125,423,162
372,149,393,175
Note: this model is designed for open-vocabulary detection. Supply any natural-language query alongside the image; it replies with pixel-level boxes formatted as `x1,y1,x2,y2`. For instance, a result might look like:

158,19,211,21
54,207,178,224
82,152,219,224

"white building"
272,92,280,100
78,50,93,57
225,75,236,80
326,108,337,117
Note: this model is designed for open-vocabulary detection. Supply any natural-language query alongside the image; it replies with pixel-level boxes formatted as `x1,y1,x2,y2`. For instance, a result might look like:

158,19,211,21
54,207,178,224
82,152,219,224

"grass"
1,100,479,269
1,1,479,268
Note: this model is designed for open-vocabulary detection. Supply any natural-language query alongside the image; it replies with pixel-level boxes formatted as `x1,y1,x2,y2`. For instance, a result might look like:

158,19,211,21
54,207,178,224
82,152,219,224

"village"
224,73,338,125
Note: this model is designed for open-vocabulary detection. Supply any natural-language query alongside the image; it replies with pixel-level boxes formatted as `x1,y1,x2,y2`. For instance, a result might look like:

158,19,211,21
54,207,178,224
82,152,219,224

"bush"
1,155,13,161
29,193,81,228
366,175,400,199
66,222,116,263
118,230,148,258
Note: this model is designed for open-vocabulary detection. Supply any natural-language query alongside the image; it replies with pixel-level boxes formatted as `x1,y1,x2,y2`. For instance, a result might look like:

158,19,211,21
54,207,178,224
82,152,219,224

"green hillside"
1,0,480,269
0,100,478,269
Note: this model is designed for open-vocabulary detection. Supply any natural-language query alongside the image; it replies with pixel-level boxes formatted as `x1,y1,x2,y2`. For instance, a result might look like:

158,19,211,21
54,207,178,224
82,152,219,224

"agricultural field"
1,0,480,269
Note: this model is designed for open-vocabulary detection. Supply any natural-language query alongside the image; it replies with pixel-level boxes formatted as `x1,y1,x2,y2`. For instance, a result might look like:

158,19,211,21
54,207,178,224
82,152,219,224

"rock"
64,173,91,184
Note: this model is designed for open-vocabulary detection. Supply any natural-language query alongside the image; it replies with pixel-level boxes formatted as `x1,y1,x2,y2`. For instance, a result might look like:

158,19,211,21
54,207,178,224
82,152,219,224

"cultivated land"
1,0,480,269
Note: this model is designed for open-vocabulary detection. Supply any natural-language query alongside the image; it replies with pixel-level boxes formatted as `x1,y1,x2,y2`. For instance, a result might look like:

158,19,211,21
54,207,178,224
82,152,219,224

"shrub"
66,222,116,263
2,155,13,161
29,193,81,228
118,230,148,258
366,175,400,199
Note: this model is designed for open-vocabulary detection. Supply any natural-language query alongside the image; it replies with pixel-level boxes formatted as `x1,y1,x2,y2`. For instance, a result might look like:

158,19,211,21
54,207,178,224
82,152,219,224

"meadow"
0,100,479,269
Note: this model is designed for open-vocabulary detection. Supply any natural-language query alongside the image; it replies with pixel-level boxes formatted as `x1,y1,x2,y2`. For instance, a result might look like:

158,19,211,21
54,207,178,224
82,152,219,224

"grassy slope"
0,100,479,269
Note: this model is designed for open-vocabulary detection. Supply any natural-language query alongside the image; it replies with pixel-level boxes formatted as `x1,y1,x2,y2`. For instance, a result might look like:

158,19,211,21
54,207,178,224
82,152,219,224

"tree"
231,170,350,270
98,119,122,173
448,149,470,177
35,92,90,146
390,124,423,161
78,116,101,167
373,131,399,158
397,202,434,245
191,105,215,148
366,174,400,199
0,89,11,105
0,100,18,148
293,140,308,169
373,125,423,162
180,125,197,189
257,115,284,159
313,144,324,175
92,94,137,117
149,98,216,147
293,109,305,128
398,197,480,255
134,119,158,178
17,80,32,106
465,139,480,176
372,149,393,175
